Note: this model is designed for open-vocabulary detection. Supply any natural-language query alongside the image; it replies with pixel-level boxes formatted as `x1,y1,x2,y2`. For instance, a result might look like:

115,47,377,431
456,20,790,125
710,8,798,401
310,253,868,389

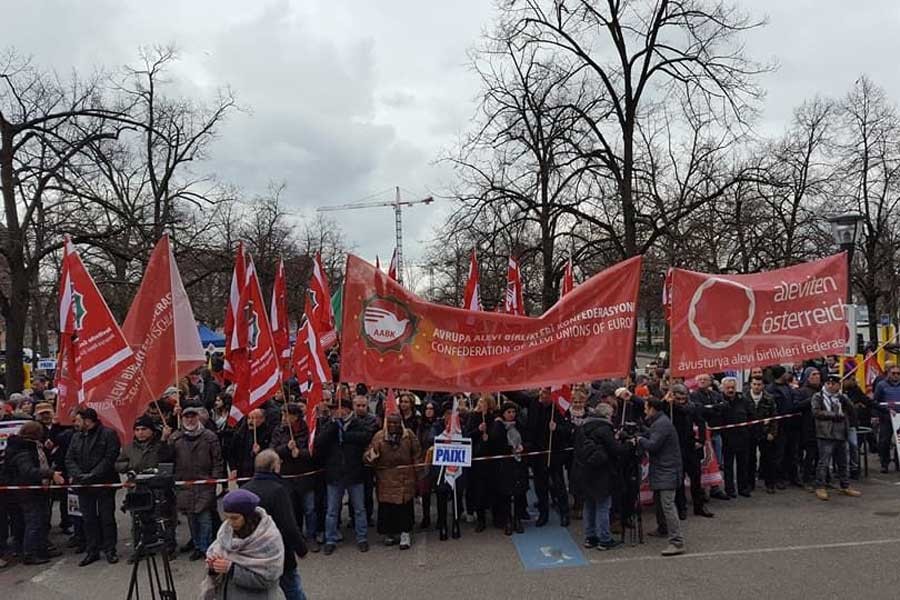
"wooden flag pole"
546,403,555,468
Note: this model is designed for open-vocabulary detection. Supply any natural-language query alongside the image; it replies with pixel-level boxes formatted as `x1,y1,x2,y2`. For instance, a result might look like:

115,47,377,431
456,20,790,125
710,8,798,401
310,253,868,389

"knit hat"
222,489,260,516
614,387,630,399
771,366,786,379
500,401,518,414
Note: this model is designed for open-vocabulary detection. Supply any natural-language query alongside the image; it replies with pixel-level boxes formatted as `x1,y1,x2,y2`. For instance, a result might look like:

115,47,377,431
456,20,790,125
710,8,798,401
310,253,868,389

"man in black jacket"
766,365,798,489
670,385,713,519
721,378,753,498
316,398,376,555
691,374,728,500
526,389,572,527
271,403,319,549
244,450,309,600
66,408,121,566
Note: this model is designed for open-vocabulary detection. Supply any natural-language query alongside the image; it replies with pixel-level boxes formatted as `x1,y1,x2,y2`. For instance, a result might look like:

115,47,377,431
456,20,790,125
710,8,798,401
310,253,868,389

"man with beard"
229,408,272,480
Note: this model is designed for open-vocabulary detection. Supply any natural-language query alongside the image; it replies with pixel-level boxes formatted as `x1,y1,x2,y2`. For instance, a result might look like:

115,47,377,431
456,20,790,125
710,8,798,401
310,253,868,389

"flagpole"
547,403,555,468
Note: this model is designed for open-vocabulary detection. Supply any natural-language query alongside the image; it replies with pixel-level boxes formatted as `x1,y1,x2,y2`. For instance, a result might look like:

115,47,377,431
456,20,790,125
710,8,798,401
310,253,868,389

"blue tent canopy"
197,324,226,349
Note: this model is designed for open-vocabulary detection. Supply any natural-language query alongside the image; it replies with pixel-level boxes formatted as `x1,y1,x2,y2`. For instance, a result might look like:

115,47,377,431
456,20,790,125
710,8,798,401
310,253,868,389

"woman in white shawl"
199,489,285,600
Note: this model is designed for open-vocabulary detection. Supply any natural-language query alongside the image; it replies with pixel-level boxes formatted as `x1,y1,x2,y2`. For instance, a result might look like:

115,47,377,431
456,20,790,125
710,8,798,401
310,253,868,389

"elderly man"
229,408,272,480
244,450,309,600
720,377,754,498
669,385,714,519
691,374,728,500
169,405,223,560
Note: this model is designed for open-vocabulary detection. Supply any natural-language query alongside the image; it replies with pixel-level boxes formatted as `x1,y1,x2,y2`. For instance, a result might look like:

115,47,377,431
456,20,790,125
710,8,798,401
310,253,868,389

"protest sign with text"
340,254,642,391
670,254,848,376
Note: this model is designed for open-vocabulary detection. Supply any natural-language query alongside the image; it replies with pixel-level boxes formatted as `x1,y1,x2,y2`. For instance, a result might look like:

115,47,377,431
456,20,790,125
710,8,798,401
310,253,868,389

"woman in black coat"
5,421,62,564
463,393,498,532
416,401,439,529
488,401,529,535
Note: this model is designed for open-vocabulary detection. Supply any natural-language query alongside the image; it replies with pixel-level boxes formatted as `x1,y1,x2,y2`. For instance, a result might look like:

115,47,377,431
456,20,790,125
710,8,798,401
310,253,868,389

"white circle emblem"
687,277,755,349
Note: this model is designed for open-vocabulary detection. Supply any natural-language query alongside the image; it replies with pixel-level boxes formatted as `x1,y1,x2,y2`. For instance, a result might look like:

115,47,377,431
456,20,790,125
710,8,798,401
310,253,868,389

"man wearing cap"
811,375,862,501
169,404,224,560
65,407,121,566
613,387,644,427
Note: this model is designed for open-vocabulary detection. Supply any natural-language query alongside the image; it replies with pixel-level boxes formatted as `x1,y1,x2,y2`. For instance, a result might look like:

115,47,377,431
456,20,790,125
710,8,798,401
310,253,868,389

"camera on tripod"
122,464,176,552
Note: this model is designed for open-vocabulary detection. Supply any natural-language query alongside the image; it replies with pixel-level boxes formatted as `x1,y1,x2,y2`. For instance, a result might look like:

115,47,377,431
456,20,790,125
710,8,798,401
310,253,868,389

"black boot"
475,511,486,533
514,519,524,534
420,494,432,530
535,512,549,527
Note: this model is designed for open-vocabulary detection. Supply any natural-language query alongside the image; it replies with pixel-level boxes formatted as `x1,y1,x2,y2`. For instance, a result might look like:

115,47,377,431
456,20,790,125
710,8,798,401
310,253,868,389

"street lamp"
827,212,863,350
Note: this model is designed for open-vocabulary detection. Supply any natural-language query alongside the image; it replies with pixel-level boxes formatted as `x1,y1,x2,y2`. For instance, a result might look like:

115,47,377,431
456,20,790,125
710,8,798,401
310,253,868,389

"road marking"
30,557,67,584
588,538,900,565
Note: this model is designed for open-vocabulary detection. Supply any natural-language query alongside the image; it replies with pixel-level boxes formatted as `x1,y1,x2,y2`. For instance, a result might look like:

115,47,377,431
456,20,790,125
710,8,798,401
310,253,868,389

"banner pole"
546,405,555,468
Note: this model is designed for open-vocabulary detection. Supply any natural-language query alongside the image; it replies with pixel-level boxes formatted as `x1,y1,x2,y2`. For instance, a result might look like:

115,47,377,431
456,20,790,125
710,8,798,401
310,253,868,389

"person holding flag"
525,389,573,527
364,412,421,550
271,403,320,550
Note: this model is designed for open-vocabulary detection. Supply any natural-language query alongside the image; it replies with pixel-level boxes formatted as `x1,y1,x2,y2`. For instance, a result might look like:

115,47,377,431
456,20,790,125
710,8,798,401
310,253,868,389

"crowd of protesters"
0,354,897,596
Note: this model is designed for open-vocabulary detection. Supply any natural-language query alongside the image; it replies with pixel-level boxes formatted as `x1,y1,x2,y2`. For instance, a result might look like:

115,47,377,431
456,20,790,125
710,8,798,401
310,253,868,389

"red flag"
224,242,247,379
230,255,282,423
85,235,206,441
560,260,575,299
60,239,134,392
310,252,336,348
662,267,673,323
375,255,381,271
504,256,525,316
341,254,642,391
270,258,291,380
305,381,323,453
291,300,332,392
384,388,398,417
388,247,399,282
865,353,883,392
551,385,572,416
669,254,848,376
462,248,481,311
55,239,83,424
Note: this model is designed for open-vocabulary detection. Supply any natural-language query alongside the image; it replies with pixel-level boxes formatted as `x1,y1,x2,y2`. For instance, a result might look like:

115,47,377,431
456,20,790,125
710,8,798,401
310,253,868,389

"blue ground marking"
511,522,588,571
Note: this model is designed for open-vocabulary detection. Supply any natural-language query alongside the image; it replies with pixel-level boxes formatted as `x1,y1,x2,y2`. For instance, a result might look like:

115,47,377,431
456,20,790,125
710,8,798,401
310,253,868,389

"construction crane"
317,186,433,285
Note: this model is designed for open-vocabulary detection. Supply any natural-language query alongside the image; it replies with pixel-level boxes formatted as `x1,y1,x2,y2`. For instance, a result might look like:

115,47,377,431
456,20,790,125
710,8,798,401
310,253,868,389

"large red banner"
670,253,849,376
340,255,642,391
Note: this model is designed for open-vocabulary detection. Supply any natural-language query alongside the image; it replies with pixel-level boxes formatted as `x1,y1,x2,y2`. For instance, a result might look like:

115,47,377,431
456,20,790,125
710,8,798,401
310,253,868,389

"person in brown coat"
168,405,224,560
364,414,421,550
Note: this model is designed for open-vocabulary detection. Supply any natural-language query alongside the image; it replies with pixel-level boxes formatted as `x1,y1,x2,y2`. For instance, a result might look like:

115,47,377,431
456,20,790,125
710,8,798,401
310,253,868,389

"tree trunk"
4,279,29,393
621,121,637,258
867,296,879,343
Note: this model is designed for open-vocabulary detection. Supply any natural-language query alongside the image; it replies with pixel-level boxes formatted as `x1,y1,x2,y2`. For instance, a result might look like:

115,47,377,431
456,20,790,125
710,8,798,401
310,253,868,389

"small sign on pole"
432,438,472,468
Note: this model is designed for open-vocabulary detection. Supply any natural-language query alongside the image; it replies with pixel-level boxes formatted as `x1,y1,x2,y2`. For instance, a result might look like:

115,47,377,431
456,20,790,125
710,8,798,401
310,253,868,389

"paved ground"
3,469,900,600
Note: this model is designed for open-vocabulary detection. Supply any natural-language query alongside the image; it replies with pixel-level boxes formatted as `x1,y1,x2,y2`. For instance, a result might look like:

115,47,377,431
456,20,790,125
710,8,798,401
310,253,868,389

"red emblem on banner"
361,296,417,353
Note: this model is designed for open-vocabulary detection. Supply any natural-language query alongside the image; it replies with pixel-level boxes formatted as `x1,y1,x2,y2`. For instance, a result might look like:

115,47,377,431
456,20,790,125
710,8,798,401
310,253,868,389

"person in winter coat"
488,401,529,536
416,401,440,530
315,398,376,555
463,393,498,532
691,374,728,500
365,413,421,550
746,377,779,493
201,489,285,600
794,368,822,489
635,398,684,556
65,407,121,566
230,409,273,480
169,405,224,560
243,451,308,600
811,375,863,501
766,365,798,488
669,385,713,519
572,403,625,550
720,378,754,498
5,421,64,564
117,416,177,557
525,388,572,527
270,404,318,548
872,364,900,472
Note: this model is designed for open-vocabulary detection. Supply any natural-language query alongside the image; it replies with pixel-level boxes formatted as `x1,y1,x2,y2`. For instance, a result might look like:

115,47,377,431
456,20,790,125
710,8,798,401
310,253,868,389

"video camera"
121,465,176,552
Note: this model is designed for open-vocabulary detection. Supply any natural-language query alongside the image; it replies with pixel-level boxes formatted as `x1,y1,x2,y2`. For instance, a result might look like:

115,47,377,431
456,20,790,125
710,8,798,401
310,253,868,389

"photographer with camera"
632,398,685,556
65,407,121,566
117,416,176,560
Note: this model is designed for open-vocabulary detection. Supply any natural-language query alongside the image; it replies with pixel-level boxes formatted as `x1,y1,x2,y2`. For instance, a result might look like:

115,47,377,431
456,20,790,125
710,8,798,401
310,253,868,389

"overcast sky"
4,0,900,283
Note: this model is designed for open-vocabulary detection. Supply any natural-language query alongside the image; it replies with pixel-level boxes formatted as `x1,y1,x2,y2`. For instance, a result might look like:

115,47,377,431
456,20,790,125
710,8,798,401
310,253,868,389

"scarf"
570,408,586,427
503,421,522,462
182,422,204,438
199,507,285,600
822,390,843,415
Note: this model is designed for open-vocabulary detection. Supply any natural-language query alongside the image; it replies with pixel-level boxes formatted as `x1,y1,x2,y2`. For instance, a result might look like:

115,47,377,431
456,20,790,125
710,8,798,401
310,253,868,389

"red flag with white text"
291,300,332,393
224,242,247,379
310,252,336,348
551,385,572,416
85,235,206,441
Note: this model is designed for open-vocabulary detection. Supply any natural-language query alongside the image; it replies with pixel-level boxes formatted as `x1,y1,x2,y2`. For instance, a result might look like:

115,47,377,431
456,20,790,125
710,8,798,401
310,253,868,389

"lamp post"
827,212,863,305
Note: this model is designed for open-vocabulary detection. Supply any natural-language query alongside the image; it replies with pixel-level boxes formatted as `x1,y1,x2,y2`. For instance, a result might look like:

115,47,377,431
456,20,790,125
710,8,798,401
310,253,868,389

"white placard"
432,439,472,468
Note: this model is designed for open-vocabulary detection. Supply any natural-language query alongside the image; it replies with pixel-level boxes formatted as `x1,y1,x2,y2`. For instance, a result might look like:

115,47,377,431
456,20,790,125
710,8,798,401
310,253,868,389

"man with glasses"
873,363,900,473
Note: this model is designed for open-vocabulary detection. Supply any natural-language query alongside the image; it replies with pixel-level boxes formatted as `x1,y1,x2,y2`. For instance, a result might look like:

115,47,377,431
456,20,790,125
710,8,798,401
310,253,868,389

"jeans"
816,438,850,489
653,489,683,547
712,433,724,468
583,495,612,543
186,510,213,553
79,490,117,554
21,496,51,558
300,490,318,539
279,569,307,600
326,482,367,544
848,428,859,474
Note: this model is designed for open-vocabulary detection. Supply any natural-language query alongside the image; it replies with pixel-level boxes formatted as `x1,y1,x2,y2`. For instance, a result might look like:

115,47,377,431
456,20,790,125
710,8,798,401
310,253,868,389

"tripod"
620,452,644,546
126,540,177,600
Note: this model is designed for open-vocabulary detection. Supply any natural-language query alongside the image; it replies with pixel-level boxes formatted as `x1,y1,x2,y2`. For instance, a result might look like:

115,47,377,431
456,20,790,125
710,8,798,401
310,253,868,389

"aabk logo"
361,296,417,353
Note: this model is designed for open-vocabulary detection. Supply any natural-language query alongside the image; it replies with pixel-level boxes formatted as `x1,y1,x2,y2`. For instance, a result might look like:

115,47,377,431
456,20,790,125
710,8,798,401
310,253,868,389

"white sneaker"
399,532,411,550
